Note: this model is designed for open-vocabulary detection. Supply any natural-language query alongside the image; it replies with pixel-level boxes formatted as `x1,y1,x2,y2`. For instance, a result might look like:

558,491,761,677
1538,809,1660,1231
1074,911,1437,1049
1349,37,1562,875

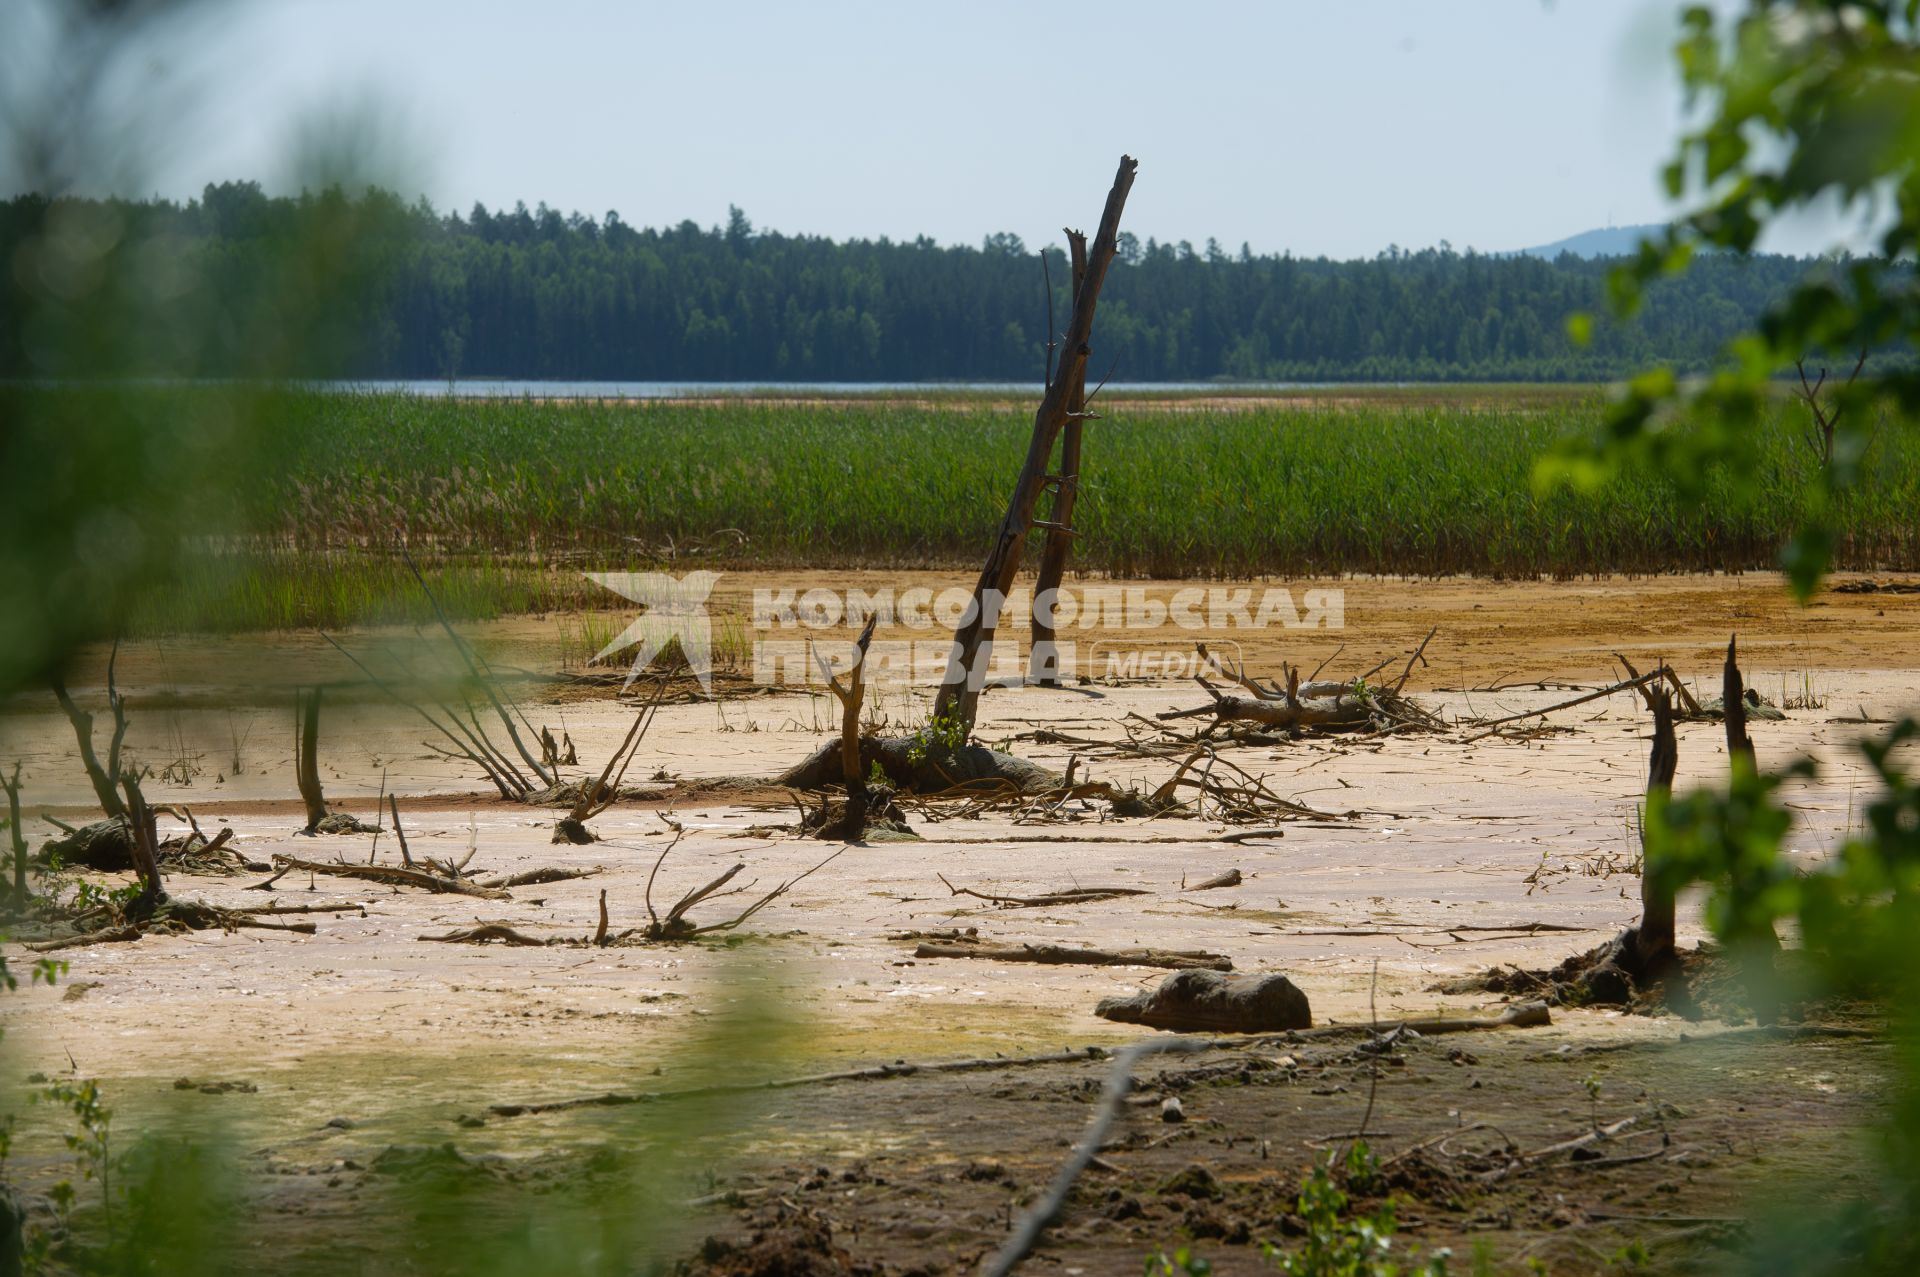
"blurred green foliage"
1560,5,1920,1273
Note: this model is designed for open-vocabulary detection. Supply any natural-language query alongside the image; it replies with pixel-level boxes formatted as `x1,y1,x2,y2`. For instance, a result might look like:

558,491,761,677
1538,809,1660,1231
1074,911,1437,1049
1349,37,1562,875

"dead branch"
26,925,143,952
388,794,413,867
1482,1115,1640,1183
321,631,533,800
403,549,557,788
912,942,1231,971
558,678,668,844
50,642,130,821
1186,869,1242,891
479,866,602,890
936,873,1150,909
255,854,510,900
1459,669,1668,743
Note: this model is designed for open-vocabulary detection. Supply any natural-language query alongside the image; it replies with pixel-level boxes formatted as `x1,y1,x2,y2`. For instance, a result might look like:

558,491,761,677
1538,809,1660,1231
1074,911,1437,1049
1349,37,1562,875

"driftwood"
912,941,1232,971
479,866,602,890
1306,1000,1552,1038
254,854,510,900
1160,638,1443,737
641,833,848,941
1460,669,1669,743
421,923,549,947
935,156,1138,733
1186,868,1242,891
936,873,1150,909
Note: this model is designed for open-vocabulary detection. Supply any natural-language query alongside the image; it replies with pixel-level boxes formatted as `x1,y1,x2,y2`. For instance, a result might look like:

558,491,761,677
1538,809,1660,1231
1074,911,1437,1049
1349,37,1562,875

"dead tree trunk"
1028,230,1090,688
814,615,879,832
1722,633,1780,1020
1630,688,1679,970
118,774,167,913
3,764,26,913
1724,634,1755,770
934,156,1138,733
295,688,329,834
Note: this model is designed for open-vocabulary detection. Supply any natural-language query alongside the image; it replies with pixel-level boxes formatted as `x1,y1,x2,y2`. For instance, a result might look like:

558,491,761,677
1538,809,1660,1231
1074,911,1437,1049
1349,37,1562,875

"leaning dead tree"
51,644,131,823
1028,230,1090,688
935,155,1138,732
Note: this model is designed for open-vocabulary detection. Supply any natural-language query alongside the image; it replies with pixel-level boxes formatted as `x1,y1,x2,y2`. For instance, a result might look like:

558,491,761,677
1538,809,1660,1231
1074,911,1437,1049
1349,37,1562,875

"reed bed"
118,387,1920,631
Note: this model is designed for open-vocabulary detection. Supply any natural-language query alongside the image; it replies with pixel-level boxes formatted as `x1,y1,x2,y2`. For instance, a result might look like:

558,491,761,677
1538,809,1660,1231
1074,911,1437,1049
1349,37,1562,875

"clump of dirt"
686,1207,881,1277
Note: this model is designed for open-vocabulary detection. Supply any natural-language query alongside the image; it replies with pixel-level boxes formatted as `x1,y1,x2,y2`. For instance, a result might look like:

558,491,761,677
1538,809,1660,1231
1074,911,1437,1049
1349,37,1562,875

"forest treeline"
0,181,1851,382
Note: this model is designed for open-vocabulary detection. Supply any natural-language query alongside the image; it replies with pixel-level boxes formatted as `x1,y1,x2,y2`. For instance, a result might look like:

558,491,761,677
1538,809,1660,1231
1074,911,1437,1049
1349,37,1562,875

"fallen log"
913,942,1232,971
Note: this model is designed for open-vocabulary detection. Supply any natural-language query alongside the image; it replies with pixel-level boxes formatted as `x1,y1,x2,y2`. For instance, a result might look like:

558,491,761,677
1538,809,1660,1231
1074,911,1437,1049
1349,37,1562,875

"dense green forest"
0,182,1850,382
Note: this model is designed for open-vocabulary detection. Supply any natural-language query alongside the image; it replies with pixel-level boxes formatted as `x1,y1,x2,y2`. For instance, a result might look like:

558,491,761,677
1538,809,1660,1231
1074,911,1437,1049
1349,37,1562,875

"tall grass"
116,387,1920,631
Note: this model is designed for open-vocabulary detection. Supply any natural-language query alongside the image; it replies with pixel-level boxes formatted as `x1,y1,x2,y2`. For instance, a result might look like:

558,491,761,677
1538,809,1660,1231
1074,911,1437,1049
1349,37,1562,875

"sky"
12,0,1843,261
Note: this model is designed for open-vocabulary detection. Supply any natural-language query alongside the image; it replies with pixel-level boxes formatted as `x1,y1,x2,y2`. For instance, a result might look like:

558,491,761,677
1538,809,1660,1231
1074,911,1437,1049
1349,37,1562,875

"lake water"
320,379,1324,398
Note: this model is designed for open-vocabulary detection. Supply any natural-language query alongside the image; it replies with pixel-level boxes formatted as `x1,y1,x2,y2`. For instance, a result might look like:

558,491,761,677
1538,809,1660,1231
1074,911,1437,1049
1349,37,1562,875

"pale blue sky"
16,0,1808,259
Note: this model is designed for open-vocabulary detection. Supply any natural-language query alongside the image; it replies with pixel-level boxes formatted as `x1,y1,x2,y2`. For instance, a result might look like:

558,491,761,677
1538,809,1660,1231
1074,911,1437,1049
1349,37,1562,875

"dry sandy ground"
0,572,1913,1273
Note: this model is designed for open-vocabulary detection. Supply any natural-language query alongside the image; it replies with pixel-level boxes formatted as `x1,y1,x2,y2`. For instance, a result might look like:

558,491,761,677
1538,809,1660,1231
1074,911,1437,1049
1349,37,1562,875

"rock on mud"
1095,969,1311,1033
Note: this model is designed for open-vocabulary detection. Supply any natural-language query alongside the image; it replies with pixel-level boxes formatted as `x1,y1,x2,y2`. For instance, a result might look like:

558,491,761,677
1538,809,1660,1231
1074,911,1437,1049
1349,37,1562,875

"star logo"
584,571,721,695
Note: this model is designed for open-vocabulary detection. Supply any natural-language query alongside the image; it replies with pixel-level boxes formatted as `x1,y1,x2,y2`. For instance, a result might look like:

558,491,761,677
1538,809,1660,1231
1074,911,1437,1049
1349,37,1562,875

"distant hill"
1514,224,1667,260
